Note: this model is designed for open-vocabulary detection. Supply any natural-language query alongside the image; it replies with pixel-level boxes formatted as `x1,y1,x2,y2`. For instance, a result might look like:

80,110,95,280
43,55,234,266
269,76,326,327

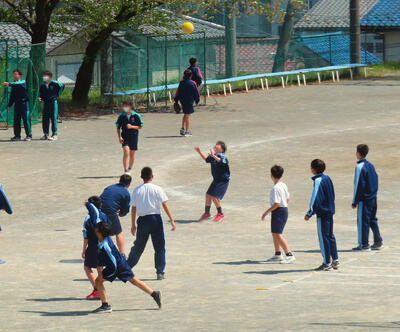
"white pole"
245,81,249,92
229,83,233,95
336,70,340,82
332,71,336,82
260,78,264,90
364,67,367,77
303,74,307,86
152,93,156,104
317,72,321,84
350,69,353,80
223,84,227,96
285,76,289,86
168,91,172,103
281,77,285,88
265,78,269,90
207,87,210,97
297,75,301,87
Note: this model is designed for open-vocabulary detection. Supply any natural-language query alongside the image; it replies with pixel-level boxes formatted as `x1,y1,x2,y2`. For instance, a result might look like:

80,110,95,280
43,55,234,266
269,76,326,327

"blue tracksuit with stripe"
174,78,200,114
352,159,382,247
187,65,203,87
39,80,64,136
8,80,31,138
307,173,338,265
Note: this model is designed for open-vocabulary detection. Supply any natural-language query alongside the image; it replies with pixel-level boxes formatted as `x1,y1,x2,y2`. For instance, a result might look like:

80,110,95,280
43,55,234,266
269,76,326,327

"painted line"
298,280,400,286
320,273,400,278
345,266,400,270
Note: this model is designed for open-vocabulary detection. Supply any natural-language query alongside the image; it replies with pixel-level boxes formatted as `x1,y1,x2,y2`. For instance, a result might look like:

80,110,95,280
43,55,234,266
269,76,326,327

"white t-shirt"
270,182,290,208
130,183,168,217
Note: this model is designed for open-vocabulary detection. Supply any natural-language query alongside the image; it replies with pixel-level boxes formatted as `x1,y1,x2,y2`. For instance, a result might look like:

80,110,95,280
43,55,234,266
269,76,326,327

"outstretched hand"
194,146,201,153
304,215,310,221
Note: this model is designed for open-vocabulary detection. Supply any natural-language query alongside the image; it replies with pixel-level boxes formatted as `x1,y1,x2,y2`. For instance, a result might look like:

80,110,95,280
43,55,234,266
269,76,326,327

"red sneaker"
213,213,224,222
86,290,100,300
199,213,211,221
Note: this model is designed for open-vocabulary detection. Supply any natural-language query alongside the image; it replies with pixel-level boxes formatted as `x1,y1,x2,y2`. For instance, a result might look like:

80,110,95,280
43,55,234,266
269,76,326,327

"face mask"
43,76,50,82
123,107,131,112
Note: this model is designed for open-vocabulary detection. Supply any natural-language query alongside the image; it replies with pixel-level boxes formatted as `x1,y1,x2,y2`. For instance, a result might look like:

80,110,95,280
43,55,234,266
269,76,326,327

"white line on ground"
298,280,400,286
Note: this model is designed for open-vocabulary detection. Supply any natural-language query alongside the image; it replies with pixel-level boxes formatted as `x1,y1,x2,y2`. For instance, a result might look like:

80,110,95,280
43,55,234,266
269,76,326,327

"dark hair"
141,167,153,181
95,221,112,238
43,70,53,77
311,159,326,174
88,195,102,209
189,57,197,66
216,140,227,152
183,69,192,79
357,144,369,158
13,68,22,76
122,100,133,108
271,165,284,179
119,174,132,186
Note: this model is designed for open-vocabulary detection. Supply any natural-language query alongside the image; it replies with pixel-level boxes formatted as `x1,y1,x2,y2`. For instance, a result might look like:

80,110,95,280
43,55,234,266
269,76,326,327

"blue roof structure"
299,32,380,65
361,0,400,27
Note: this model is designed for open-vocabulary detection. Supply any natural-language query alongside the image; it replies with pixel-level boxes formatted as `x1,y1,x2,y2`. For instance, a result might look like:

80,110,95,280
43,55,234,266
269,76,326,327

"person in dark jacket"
187,57,203,87
100,174,132,255
305,159,339,271
352,144,383,251
174,69,200,137
0,184,12,265
38,70,64,141
4,69,31,141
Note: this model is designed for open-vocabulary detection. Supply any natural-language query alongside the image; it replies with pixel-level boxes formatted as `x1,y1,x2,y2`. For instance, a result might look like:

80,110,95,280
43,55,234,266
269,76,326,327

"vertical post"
317,72,321,84
265,78,269,90
297,75,301,86
257,41,260,73
303,74,307,86
203,31,207,105
225,3,237,77
350,68,353,80
350,0,361,75
164,35,168,111
281,77,285,88
329,34,332,65
244,81,249,92
111,37,114,98
146,36,150,112
260,78,264,90
5,40,8,128
363,32,367,64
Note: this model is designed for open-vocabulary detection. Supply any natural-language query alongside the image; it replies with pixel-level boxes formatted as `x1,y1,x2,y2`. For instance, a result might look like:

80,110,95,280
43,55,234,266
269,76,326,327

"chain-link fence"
0,42,45,128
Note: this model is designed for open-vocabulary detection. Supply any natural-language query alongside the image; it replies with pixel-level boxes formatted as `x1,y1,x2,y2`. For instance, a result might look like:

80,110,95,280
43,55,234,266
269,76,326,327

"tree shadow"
309,321,400,329
244,269,315,275
145,136,183,139
213,260,266,266
174,219,204,224
77,176,120,180
59,259,84,264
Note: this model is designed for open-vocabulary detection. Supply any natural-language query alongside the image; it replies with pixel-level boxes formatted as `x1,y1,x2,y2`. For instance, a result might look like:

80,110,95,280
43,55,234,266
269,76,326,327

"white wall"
384,31,400,62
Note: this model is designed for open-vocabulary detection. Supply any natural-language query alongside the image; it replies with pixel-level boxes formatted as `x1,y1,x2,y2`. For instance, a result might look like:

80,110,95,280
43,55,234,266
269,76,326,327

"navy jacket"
352,159,378,206
116,111,143,139
0,184,12,215
8,80,29,107
100,183,131,217
187,65,203,86
174,79,200,109
97,237,126,280
307,173,335,217
39,80,64,103
82,202,113,243
206,153,230,182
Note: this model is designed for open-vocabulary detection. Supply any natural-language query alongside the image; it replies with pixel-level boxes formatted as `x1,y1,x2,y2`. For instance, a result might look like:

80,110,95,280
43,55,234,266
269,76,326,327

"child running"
93,221,161,313
82,197,113,300
116,100,143,174
304,159,339,271
195,141,230,222
261,165,295,264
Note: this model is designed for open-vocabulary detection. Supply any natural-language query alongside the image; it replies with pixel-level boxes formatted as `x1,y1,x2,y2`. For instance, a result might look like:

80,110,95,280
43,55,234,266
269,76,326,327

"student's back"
310,173,335,216
354,159,378,202
187,65,202,86
100,183,131,217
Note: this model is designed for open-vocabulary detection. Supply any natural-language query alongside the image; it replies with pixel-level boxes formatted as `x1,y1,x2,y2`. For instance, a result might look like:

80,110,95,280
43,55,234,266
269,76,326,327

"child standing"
0,184,13,265
195,141,230,222
261,165,295,264
304,159,339,271
93,221,161,313
4,69,31,141
187,57,203,87
38,70,65,141
116,100,143,174
352,144,383,251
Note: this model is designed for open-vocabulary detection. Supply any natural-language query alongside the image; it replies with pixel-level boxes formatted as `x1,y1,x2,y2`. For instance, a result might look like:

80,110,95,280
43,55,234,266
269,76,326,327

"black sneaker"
179,128,185,136
332,260,340,270
93,304,112,313
371,242,384,250
157,273,165,280
352,245,371,251
315,264,332,271
10,136,21,141
152,291,162,309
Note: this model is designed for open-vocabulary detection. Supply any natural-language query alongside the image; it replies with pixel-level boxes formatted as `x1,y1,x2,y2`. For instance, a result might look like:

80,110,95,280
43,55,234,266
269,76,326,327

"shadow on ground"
244,269,314,275
213,260,266,265
310,321,400,329
77,176,120,180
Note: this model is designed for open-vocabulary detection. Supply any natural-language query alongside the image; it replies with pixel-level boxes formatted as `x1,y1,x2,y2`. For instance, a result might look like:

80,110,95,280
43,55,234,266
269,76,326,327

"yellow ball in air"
182,22,194,34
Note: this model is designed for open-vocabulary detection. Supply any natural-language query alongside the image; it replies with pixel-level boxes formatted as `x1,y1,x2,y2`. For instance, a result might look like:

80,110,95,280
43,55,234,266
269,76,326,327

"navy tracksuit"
8,80,31,138
127,214,166,274
39,80,64,136
187,65,203,86
352,159,382,247
174,78,200,114
307,173,338,265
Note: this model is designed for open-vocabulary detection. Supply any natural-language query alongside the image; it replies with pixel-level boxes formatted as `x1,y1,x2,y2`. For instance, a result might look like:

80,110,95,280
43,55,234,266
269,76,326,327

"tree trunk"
350,0,361,75
100,37,114,105
272,1,296,73
72,32,111,107
224,5,237,77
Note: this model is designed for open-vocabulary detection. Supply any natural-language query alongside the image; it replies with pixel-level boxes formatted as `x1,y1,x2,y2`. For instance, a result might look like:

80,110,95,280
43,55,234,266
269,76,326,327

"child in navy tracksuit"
195,141,230,222
174,69,200,137
305,159,339,271
92,221,161,313
187,57,203,87
352,144,383,251
38,70,64,141
82,197,113,300
0,184,13,265
4,69,31,141
116,100,143,174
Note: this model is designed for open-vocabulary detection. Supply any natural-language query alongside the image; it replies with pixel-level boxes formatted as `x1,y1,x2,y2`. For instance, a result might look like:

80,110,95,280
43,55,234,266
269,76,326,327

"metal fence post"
203,31,207,106
146,36,150,112
165,35,168,111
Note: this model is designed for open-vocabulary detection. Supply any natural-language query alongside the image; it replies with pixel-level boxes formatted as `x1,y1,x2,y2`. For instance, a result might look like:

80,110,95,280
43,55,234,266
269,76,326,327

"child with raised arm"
93,221,161,313
195,141,230,222
116,100,143,174
261,165,295,264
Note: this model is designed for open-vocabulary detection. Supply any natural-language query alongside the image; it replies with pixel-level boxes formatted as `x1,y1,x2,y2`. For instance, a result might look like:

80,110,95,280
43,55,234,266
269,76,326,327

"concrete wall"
384,31,400,62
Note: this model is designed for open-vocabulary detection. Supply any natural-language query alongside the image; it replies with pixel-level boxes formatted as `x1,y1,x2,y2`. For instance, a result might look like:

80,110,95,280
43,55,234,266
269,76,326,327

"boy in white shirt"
261,165,295,264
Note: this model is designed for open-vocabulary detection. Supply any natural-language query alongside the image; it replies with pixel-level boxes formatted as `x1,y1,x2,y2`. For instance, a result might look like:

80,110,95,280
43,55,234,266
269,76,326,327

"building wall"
384,31,400,62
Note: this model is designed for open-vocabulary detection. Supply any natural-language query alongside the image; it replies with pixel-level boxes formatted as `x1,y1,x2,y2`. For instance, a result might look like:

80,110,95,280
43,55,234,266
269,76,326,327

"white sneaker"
281,255,296,264
267,254,284,263
124,170,131,175
24,136,32,141
48,135,57,141
184,132,192,137
40,135,48,140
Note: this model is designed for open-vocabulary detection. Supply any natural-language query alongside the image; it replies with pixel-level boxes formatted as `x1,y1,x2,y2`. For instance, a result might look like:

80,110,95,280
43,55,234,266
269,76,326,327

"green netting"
0,42,46,127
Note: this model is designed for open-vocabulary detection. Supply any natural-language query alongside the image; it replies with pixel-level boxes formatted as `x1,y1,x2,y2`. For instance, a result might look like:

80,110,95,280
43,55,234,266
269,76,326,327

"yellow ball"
182,22,194,34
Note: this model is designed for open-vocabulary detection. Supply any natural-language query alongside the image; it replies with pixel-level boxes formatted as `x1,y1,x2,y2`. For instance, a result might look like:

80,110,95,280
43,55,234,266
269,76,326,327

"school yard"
1,76,400,332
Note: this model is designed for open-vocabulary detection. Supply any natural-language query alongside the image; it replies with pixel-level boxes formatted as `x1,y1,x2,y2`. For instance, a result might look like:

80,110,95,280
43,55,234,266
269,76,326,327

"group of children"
4,69,64,141
261,144,383,271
